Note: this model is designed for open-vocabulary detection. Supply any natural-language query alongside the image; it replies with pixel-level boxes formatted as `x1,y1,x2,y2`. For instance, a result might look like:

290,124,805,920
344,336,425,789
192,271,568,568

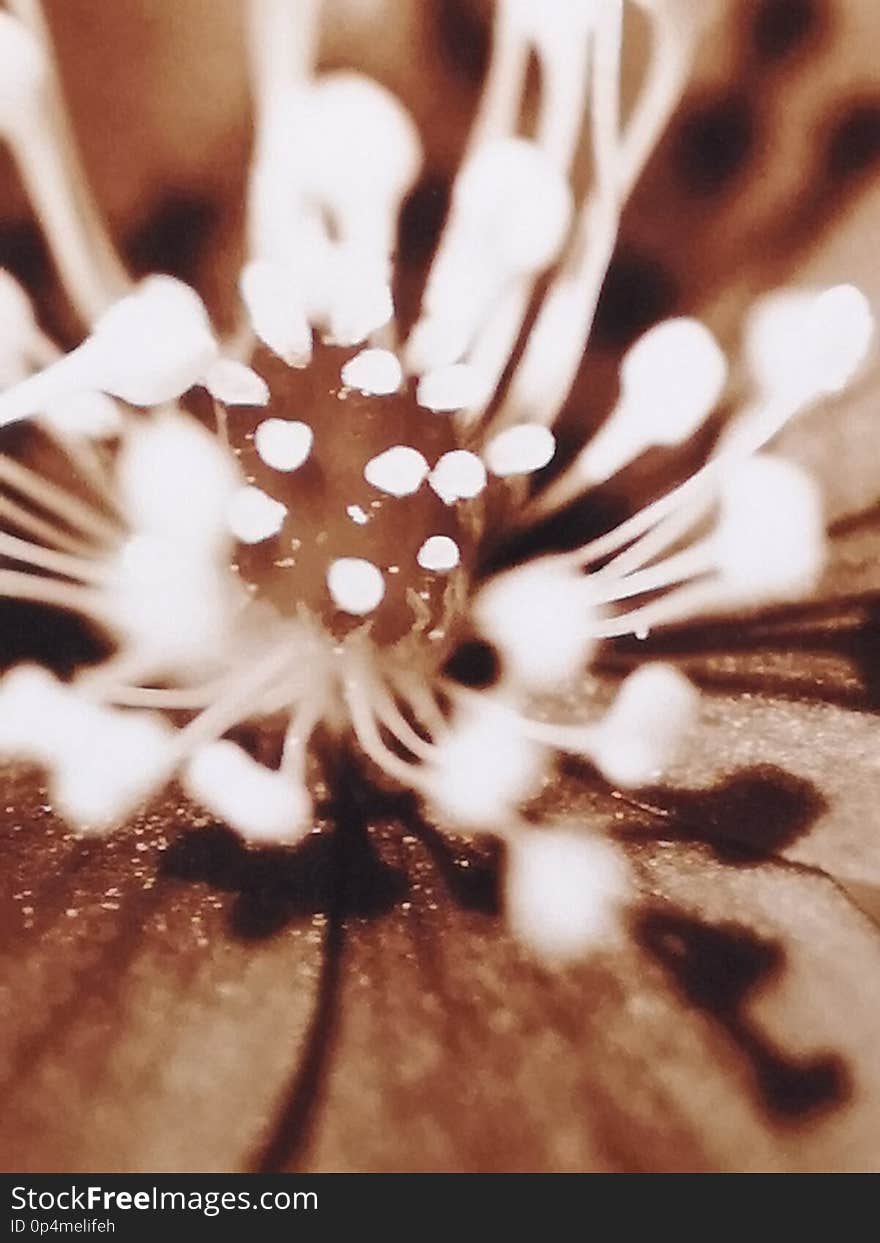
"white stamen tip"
417,535,460,573
578,318,727,484
227,485,287,544
185,741,312,844
417,363,482,412
484,424,556,476
321,250,394,345
254,418,314,472
407,141,572,378
506,828,628,962
327,557,385,615
714,455,825,599
109,535,234,671
0,671,174,830
204,358,270,407
89,277,219,405
811,284,875,392
745,283,874,406
53,710,175,832
454,138,573,275
364,445,429,497
622,318,727,424
119,412,239,551
341,347,402,395
474,560,595,690
428,450,487,506
591,664,698,788
240,260,313,367
0,666,71,761
0,277,222,427
266,73,422,268
425,698,545,828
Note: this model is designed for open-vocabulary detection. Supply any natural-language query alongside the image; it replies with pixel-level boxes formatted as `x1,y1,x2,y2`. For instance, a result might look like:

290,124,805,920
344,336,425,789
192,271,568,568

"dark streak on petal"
637,908,850,1121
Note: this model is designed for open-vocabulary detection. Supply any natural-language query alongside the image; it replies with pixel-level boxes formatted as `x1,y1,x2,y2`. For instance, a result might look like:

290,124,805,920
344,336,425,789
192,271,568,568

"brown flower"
0,0,878,1173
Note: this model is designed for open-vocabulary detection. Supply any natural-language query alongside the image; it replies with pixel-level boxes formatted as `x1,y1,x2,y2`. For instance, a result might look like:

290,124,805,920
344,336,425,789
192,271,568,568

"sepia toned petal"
288,812,880,1172
0,0,879,1181
0,769,331,1172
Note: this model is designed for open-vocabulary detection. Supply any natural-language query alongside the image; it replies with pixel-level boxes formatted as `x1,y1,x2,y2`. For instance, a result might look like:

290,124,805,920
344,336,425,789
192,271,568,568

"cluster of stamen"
0,0,873,961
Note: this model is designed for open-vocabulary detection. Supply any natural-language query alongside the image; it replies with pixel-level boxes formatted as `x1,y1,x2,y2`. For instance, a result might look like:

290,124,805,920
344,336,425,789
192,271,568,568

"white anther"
319,246,394,345
204,358,270,407
474,559,596,690
51,708,175,832
417,535,460,573
484,424,556,477
118,412,238,547
578,318,727,485
409,139,573,373
590,664,698,788
341,347,403,395
185,741,312,844
327,557,385,615
451,139,573,276
428,450,487,506
240,260,313,367
0,665,176,829
745,283,874,408
0,665,73,762
505,826,627,962
417,363,484,413
227,485,288,544
425,696,545,828
0,278,223,426
364,445,429,497
108,534,237,673
255,418,314,472
269,73,422,256
714,455,825,599
118,412,240,552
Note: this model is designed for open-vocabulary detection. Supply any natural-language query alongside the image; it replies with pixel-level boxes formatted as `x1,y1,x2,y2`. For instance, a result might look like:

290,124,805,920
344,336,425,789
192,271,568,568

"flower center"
225,342,482,648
